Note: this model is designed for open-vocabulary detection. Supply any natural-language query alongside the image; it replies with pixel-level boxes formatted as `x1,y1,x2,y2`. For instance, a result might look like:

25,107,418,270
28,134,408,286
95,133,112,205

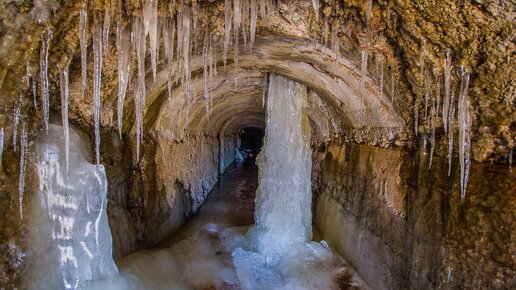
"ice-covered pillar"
253,74,312,263
23,124,118,289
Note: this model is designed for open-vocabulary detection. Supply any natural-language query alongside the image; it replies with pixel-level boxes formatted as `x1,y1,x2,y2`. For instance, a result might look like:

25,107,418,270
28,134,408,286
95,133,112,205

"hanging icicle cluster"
413,44,473,198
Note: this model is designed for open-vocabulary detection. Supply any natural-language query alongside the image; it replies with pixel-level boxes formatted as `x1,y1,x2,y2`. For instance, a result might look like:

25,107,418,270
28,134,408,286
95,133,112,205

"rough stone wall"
313,141,515,290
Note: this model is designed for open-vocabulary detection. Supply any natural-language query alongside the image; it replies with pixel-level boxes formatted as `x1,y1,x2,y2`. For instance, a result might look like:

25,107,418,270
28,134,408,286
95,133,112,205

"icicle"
203,32,210,117
241,0,248,49
509,148,513,171
312,0,319,21
365,0,373,24
13,99,21,151
323,15,329,47
414,95,420,135
134,17,146,161
0,128,3,169
80,8,88,99
419,40,425,82
429,97,436,169
116,15,131,139
93,12,103,166
143,0,158,81
18,123,27,221
391,69,395,104
331,25,339,61
378,54,384,100
458,68,471,199
442,51,452,133
234,0,241,33
234,30,240,88
260,0,266,19
360,48,368,86
448,83,456,176
192,0,199,54
250,0,257,52
39,28,52,133
223,0,232,67
102,2,111,54
60,60,70,177
181,6,192,134
163,17,176,101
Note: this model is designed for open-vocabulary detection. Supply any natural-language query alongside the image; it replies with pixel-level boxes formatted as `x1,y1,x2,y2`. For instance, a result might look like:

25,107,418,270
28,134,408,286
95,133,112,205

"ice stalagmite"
448,83,456,176
60,60,70,176
442,51,452,133
223,0,232,67
229,74,346,290
250,0,257,51
18,123,27,220
80,8,88,99
40,28,52,133
143,0,158,81
116,15,131,139
93,13,103,166
312,0,319,21
458,69,471,198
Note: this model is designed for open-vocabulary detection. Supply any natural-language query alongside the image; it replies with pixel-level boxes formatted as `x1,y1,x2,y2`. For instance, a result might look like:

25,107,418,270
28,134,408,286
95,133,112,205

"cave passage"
114,161,257,289
239,127,264,158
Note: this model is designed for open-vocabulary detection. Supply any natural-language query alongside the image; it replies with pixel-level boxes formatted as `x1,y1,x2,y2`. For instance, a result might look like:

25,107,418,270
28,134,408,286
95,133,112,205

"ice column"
254,74,312,262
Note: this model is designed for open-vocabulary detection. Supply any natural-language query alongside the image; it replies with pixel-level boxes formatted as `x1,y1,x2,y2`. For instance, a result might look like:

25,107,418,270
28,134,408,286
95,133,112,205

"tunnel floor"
116,161,258,289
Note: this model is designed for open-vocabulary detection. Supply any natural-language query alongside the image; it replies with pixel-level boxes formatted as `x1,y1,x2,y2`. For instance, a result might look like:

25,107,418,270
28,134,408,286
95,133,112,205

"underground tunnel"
0,0,514,289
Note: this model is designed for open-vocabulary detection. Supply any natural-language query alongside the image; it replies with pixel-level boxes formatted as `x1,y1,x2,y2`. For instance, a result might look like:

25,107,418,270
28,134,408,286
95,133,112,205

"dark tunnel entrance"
239,127,264,158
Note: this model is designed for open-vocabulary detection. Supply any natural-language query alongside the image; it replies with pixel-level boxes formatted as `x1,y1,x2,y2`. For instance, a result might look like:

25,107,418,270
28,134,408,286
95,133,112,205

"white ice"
23,124,118,289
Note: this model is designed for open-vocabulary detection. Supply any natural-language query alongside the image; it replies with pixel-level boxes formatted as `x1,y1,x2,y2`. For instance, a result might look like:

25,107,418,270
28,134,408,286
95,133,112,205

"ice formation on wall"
442,51,452,133
134,17,146,161
447,83,456,176
25,124,118,289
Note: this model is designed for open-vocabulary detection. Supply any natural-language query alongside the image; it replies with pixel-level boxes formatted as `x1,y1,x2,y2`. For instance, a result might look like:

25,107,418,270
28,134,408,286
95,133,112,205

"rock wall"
313,141,515,290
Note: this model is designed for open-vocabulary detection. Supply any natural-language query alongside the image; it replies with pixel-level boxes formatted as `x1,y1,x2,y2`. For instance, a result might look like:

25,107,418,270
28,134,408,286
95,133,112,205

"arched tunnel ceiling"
136,33,405,141
0,0,512,161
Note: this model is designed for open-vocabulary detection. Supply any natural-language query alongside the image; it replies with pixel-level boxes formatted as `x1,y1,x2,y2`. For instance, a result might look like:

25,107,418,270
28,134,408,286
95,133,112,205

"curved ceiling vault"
125,32,405,141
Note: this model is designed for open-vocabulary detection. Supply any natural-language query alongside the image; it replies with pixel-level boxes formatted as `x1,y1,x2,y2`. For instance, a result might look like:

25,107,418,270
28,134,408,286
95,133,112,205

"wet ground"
116,161,258,289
